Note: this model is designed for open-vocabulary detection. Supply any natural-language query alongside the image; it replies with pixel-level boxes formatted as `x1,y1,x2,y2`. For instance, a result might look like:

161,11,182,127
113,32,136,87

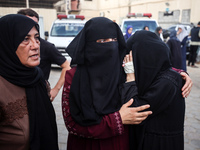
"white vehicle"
167,24,193,35
45,14,86,62
121,13,159,35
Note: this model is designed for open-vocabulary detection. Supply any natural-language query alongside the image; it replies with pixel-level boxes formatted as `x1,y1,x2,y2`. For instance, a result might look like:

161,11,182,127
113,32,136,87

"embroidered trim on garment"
113,112,123,135
0,96,28,125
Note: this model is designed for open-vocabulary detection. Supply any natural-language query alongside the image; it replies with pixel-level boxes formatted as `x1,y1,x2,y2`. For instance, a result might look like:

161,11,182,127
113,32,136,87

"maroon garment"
62,67,129,150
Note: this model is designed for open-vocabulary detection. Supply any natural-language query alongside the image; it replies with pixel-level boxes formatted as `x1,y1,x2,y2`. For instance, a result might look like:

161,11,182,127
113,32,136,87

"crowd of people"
0,9,196,150
124,22,200,70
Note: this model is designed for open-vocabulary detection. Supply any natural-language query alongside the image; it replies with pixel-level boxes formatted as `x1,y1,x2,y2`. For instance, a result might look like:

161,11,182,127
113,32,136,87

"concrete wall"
80,0,99,20
0,0,199,31
0,7,57,34
79,0,200,28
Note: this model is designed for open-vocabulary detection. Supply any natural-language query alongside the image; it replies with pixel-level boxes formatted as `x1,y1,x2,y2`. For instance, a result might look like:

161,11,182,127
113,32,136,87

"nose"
30,39,40,50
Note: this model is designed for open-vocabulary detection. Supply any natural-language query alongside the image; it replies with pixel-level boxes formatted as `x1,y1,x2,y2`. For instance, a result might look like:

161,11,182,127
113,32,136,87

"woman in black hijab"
167,30,183,69
62,17,152,150
0,14,58,150
124,30,185,150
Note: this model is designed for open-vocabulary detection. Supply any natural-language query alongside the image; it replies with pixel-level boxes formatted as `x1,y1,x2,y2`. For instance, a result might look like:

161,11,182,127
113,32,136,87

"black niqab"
127,30,171,95
0,14,58,150
126,31,185,150
66,17,127,126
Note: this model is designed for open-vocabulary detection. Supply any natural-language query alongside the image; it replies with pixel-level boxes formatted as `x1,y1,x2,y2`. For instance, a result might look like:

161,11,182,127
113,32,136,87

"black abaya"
125,31,185,150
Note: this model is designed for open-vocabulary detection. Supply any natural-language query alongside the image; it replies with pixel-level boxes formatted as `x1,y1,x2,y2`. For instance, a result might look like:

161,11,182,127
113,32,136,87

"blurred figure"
196,46,200,63
143,26,149,31
177,25,188,71
188,21,200,68
17,8,71,101
62,17,152,150
124,25,133,41
167,30,182,69
0,14,58,150
126,30,185,150
155,26,164,41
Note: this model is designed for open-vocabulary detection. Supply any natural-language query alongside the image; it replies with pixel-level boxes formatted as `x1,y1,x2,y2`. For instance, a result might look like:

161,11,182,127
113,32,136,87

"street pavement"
49,63,200,150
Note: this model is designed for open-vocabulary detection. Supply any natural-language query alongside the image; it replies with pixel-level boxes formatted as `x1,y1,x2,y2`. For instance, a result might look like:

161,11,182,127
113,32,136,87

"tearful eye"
96,38,117,43
112,38,117,41
96,39,105,43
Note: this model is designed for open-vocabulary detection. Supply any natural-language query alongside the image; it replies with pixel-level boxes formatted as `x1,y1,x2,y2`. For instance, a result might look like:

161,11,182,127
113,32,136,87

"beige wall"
79,0,99,20
1,0,199,31
79,0,200,26
0,7,57,33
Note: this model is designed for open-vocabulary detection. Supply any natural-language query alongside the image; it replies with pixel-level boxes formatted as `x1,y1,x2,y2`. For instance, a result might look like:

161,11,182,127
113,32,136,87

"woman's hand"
180,72,193,98
123,51,135,82
119,99,152,124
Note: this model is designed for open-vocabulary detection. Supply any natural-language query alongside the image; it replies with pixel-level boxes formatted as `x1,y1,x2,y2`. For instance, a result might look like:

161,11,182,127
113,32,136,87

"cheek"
16,45,29,63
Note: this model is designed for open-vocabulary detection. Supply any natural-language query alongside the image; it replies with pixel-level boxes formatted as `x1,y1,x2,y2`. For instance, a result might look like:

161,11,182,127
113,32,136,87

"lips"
30,54,39,59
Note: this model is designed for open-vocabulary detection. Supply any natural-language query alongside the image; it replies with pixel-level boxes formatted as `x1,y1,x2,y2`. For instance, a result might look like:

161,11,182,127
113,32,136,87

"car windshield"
122,20,157,33
168,26,176,33
50,23,85,37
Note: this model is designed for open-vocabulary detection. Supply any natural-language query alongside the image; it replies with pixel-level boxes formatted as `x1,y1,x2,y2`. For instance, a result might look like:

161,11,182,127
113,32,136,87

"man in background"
188,21,200,68
18,8,71,101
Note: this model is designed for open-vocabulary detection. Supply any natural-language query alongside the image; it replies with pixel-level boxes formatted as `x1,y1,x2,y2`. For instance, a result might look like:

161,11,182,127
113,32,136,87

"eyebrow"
26,32,40,37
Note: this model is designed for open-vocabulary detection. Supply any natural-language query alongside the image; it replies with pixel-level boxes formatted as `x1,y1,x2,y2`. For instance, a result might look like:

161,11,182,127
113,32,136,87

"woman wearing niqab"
167,30,183,69
125,30,185,150
0,14,58,150
177,25,189,71
62,17,130,150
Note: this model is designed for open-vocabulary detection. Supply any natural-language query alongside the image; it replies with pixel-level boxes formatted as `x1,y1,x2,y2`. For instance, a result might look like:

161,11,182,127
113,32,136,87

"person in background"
143,26,149,31
177,25,188,71
124,25,133,41
124,30,186,150
62,17,153,150
167,30,183,69
188,21,200,68
17,8,71,101
0,14,58,150
155,26,164,41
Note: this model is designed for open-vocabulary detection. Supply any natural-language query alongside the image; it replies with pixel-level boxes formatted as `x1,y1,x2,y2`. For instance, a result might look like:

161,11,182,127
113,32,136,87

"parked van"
121,13,159,35
45,14,86,62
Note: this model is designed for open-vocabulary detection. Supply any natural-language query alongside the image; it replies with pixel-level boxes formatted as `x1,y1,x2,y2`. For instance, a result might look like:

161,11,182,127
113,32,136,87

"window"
51,23,85,37
122,20,158,33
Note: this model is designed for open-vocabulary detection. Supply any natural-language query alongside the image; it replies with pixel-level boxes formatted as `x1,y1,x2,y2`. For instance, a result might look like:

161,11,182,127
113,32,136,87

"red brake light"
57,14,67,19
127,13,152,18
143,13,152,18
75,15,85,20
57,14,85,20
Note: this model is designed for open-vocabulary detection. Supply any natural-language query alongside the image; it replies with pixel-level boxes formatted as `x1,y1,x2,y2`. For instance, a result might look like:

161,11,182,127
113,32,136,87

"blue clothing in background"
124,25,133,41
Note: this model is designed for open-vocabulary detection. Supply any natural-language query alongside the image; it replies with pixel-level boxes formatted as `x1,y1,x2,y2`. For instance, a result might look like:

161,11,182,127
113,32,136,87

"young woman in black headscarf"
123,30,186,150
0,14,58,150
62,17,153,150
167,30,183,69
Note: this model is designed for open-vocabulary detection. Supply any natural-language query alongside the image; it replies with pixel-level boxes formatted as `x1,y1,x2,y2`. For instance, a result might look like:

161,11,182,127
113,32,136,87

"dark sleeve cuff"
119,81,138,104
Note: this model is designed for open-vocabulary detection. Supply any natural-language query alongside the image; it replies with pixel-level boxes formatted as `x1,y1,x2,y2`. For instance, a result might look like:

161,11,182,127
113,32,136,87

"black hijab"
66,17,127,126
127,30,171,95
167,30,182,69
0,14,58,150
127,31,185,150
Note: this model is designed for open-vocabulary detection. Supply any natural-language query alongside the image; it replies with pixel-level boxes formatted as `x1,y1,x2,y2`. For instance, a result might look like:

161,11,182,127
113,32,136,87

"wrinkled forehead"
85,17,118,41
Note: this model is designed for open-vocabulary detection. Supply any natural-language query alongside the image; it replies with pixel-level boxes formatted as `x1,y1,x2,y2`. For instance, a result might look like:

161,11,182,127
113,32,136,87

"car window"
168,26,176,32
122,20,157,33
51,23,85,37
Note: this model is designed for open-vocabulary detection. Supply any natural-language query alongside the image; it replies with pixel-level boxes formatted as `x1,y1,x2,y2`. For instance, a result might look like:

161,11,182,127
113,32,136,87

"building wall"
0,0,199,32
79,0,200,28
79,0,99,20
0,7,57,34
